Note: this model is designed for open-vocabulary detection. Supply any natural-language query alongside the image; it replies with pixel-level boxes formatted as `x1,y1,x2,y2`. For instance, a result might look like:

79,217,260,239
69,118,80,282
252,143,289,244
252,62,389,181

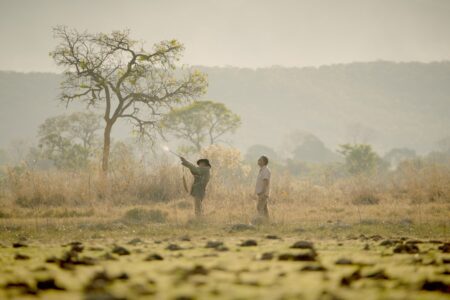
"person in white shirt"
255,155,271,219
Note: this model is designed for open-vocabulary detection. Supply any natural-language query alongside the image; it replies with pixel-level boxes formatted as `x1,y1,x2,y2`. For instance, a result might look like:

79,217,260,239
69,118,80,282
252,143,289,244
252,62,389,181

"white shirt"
255,165,271,196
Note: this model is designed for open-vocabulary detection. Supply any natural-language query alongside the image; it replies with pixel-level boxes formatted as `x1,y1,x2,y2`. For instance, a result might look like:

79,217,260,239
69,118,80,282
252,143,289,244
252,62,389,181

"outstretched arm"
180,157,200,175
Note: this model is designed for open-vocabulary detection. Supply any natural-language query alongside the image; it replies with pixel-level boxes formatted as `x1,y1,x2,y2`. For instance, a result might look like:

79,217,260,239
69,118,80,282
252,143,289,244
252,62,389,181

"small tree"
160,100,241,152
338,143,380,175
38,112,102,169
51,26,207,172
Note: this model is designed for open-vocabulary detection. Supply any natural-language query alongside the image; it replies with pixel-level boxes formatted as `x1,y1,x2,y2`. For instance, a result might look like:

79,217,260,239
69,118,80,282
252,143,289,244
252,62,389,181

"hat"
197,159,211,167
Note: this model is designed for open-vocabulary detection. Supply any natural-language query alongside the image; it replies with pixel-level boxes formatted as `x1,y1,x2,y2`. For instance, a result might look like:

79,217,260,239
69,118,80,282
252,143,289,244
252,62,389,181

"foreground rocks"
0,236,449,299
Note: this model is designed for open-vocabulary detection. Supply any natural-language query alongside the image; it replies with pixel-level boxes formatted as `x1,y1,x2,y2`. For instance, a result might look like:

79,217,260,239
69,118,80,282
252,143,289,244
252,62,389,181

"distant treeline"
1,61,450,153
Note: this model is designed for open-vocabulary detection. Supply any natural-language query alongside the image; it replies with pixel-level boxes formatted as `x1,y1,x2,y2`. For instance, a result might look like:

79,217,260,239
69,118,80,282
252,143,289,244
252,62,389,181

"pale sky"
1,0,450,72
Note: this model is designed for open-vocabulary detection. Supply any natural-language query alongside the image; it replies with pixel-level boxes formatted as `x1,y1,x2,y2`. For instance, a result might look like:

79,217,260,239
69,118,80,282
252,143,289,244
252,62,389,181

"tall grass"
1,146,449,229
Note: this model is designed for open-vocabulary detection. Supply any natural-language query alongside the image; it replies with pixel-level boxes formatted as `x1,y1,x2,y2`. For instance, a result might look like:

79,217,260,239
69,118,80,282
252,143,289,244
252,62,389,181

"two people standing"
180,155,271,220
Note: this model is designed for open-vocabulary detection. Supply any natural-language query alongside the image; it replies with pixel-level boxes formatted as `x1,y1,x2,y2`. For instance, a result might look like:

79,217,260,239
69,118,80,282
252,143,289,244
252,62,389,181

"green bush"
122,208,167,224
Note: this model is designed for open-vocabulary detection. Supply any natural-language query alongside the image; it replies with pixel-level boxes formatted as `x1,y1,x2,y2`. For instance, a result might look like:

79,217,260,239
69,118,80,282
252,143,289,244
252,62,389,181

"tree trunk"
102,121,113,173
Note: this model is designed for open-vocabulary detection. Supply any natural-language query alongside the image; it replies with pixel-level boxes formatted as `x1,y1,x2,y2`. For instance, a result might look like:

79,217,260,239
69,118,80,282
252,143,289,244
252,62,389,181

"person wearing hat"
180,157,211,217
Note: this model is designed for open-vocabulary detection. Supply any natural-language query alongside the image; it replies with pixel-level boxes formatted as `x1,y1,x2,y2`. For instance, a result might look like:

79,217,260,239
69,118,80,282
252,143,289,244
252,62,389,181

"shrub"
121,208,167,224
176,200,192,210
352,193,380,205
0,210,10,218
15,193,66,208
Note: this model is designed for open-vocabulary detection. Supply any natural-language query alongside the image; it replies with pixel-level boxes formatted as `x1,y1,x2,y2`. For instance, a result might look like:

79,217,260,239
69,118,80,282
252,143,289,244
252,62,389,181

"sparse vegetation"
0,14,449,299
122,208,168,224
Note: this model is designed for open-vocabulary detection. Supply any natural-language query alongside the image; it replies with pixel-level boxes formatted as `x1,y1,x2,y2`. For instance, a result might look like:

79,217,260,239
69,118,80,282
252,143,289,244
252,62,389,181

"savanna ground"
0,147,449,299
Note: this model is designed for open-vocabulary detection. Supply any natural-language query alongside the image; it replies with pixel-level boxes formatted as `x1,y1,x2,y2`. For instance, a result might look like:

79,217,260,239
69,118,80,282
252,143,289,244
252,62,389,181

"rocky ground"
0,227,449,300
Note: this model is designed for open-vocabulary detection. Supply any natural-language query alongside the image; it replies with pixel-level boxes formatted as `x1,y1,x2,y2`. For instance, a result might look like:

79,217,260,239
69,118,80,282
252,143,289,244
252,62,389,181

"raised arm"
181,157,200,175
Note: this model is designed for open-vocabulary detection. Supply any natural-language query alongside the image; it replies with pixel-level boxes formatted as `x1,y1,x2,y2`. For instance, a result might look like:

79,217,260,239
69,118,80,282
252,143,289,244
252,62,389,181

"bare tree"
51,26,207,172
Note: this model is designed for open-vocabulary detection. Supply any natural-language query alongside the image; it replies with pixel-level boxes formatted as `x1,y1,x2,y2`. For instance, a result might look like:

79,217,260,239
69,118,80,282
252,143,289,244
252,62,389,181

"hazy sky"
1,0,450,72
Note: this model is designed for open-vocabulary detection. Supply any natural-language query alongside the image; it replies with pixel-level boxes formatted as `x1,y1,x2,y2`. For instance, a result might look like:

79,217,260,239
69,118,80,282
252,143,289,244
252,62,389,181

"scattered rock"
84,271,129,293
4,281,37,295
46,250,97,269
179,265,209,280
341,269,362,286
144,253,164,261
112,245,130,256
291,241,314,250
215,245,229,252
179,235,191,241
84,291,126,300
278,250,317,261
166,244,183,251
32,266,48,272
70,243,84,253
335,258,353,265
240,240,258,247
318,290,344,300
358,234,369,241
127,238,143,245
99,252,117,261
438,243,450,253
428,240,443,244
365,269,389,280
14,253,30,260
393,243,419,254
301,264,327,272
421,280,450,293
380,239,399,247
45,256,58,263
130,283,156,296
259,252,274,260
89,246,104,251
363,243,370,251
12,242,28,248
64,241,83,248
265,235,280,240
36,278,66,290
174,295,195,300
205,241,224,249
116,272,129,280
346,235,358,240
370,235,383,241
405,239,423,245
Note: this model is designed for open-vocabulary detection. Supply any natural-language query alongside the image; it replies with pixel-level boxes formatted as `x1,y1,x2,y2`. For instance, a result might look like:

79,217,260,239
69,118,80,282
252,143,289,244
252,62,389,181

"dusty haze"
1,0,450,71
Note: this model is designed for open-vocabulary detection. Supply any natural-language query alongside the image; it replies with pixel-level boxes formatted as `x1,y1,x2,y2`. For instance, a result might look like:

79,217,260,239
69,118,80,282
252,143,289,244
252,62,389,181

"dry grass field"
0,147,449,299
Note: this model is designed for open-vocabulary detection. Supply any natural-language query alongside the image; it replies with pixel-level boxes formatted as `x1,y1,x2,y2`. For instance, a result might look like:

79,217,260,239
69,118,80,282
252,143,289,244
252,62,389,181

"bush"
352,193,380,205
0,210,10,218
176,199,192,210
15,193,66,208
121,208,167,224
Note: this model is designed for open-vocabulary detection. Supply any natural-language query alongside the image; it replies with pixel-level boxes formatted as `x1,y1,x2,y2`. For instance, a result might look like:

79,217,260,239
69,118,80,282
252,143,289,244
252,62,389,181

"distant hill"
1,61,449,154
